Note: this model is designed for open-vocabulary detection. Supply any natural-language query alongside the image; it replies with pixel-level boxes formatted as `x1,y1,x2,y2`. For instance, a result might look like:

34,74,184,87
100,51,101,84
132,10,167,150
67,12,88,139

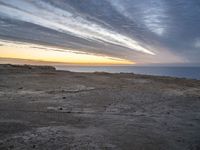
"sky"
0,0,200,65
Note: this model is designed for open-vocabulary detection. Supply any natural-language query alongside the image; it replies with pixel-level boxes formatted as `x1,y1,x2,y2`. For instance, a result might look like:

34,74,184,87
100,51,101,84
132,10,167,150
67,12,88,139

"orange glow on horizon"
0,41,135,65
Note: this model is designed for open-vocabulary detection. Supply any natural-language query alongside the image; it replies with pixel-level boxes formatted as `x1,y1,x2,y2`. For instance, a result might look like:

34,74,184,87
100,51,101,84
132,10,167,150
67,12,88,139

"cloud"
0,0,154,55
194,39,200,48
0,0,200,64
108,0,168,36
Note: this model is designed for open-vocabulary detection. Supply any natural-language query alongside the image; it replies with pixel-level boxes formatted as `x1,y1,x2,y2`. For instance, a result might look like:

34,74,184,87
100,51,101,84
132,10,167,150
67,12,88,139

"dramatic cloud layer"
0,0,200,64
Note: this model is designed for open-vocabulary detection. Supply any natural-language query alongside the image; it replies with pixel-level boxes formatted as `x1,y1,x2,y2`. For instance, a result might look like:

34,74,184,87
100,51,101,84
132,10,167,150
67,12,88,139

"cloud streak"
0,0,154,55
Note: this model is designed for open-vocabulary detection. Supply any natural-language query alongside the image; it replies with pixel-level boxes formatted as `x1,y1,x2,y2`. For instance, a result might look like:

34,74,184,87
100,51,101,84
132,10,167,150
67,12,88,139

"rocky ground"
0,64,200,150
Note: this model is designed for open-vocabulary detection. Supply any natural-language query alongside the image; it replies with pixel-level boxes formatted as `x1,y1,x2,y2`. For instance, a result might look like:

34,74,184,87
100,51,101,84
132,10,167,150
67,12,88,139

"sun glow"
0,40,135,65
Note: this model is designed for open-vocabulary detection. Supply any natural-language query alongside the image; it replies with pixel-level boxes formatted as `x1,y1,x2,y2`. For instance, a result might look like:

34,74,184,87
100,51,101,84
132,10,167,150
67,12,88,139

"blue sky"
0,0,200,64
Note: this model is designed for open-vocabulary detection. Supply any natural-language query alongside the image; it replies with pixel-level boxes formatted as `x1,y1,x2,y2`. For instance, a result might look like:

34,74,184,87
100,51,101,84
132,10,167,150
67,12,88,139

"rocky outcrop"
0,64,56,73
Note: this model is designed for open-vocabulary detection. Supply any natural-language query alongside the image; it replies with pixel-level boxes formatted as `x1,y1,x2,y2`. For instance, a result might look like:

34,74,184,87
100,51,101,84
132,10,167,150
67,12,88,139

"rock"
9,145,14,149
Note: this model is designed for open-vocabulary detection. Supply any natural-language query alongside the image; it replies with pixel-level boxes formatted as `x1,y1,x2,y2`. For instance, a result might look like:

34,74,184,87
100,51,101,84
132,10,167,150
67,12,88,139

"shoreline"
55,65,200,80
1,64,199,81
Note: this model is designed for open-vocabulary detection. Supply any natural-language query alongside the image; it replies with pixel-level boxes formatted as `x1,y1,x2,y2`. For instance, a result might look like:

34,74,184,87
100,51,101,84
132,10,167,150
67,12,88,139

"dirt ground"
0,64,200,150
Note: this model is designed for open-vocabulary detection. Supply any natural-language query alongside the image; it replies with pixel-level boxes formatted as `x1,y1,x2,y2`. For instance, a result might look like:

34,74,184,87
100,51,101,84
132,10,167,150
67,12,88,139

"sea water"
56,66,200,80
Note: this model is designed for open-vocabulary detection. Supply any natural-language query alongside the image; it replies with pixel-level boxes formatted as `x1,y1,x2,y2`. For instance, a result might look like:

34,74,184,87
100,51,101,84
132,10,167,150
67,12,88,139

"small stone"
188,123,194,127
9,145,14,149
177,139,181,142
62,97,66,99
32,145,36,148
59,107,63,110
18,87,23,90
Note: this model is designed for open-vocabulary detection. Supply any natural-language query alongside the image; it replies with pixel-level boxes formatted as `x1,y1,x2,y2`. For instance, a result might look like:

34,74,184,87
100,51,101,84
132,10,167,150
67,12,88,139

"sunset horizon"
0,1,200,150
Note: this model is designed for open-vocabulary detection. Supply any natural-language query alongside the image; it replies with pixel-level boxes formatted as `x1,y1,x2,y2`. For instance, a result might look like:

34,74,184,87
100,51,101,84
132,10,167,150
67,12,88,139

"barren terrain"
0,64,200,150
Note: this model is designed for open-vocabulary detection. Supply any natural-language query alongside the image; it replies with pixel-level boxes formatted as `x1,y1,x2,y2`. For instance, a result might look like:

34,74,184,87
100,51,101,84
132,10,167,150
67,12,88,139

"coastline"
55,65,200,80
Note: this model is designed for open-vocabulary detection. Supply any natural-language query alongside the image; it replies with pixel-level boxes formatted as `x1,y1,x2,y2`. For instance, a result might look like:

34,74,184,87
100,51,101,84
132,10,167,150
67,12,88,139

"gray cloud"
0,0,199,64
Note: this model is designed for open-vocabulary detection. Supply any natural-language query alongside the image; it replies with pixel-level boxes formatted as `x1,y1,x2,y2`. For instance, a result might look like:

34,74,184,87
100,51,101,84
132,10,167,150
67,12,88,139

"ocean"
55,66,200,80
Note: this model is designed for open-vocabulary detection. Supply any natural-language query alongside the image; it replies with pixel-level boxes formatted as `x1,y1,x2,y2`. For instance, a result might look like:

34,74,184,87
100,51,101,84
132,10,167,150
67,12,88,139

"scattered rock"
1,64,200,150
9,145,14,149
189,123,194,127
